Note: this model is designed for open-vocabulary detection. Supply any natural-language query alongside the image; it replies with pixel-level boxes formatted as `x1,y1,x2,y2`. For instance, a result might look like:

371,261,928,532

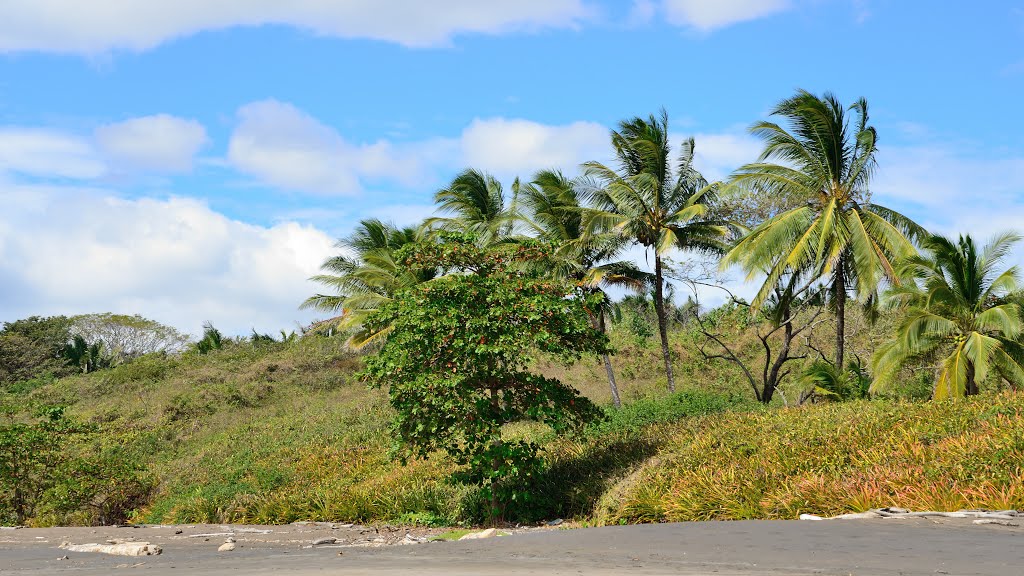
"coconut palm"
301,219,433,348
584,110,729,392
426,168,518,246
871,233,1024,399
520,169,652,407
722,90,924,369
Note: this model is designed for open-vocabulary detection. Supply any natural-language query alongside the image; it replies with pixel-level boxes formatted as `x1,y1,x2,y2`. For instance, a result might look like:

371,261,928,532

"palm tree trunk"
598,311,622,408
654,255,676,392
834,260,846,370
966,360,978,396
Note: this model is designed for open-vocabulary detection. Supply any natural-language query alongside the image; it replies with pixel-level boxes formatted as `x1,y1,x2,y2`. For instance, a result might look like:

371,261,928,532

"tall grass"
9,323,1024,527
601,394,1024,523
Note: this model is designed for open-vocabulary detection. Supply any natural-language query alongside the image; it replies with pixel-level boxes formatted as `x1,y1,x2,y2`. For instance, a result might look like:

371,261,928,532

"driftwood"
60,541,162,556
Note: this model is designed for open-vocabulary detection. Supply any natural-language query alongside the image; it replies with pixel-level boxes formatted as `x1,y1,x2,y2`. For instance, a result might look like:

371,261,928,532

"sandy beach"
2,517,1021,575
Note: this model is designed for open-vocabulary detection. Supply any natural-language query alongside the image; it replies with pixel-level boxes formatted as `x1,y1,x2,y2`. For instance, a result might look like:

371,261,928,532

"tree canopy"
360,234,605,516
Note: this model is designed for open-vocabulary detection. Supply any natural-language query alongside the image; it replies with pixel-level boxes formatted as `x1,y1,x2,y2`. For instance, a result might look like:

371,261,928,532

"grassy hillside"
598,395,1024,523
7,318,1024,527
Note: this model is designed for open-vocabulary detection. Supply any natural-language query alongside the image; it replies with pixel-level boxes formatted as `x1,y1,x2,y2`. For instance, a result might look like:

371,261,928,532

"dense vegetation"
3,89,1024,526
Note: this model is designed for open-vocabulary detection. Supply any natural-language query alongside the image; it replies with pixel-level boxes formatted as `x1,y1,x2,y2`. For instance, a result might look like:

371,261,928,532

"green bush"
0,406,152,526
587,389,755,436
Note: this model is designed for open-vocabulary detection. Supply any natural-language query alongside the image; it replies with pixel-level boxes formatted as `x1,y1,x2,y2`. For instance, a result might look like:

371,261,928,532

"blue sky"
1,0,1023,335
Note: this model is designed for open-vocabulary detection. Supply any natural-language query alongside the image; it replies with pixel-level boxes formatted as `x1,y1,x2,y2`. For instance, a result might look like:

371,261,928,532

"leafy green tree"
61,335,114,374
0,334,60,390
795,359,871,404
872,233,1024,399
360,235,605,519
0,406,84,524
520,169,652,407
0,316,74,385
0,404,152,526
723,90,923,369
585,111,728,392
2,316,72,359
427,168,518,247
193,322,224,354
301,219,435,348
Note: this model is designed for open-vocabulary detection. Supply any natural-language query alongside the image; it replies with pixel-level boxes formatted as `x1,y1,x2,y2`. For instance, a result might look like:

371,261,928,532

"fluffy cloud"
0,115,208,180
459,118,610,179
227,100,433,196
224,101,769,195
0,186,336,336
0,0,590,54
687,131,763,181
95,114,208,173
872,145,1024,238
226,102,612,194
662,0,791,30
0,129,105,179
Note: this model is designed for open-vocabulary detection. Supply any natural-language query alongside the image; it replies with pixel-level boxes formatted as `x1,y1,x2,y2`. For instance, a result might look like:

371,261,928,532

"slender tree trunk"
762,303,794,405
598,311,622,408
966,360,978,396
489,384,502,523
834,260,846,370
654,256,676,392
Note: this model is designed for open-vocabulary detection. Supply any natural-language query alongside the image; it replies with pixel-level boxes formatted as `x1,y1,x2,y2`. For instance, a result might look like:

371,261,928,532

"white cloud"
0,0,590,54
627,0,658,26
688,131,763,181
0,186,336,336
0,129,106,179
95,114,208,172
227,100,435,196
226,103,609,194
663,0,790,30
224,104,762,196
872,144,1024,238
459,117,610,179
0,115,208,180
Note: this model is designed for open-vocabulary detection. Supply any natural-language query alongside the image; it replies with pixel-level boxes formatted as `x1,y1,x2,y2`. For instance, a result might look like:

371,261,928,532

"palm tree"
301,219,433,347
520,169,652,407
722,90,924,369
871,233,1024,399
584,111,728,392
426,168,518,246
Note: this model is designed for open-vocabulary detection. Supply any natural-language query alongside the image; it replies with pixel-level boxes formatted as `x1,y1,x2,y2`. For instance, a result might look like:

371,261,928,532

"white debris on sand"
60,542,162,556
459,528,498,540
799,508,1022,522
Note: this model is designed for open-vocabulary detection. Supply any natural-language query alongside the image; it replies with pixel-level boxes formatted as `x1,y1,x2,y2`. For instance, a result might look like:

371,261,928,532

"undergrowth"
600,393,1024,523
4,327,1024,527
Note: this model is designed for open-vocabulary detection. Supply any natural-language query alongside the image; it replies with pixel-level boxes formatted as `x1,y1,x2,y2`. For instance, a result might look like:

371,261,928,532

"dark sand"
2,518,1021,575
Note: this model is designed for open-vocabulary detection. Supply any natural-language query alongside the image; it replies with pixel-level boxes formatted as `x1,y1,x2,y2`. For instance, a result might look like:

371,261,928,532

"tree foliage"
193,322,225,354
302,219,435,348
520,169,652,407
2,316,73,359
427,169,518,246
360,235,606,517
0,334,61,389
71,313,189,360
0,404,152,526
872,233,1024,399
584,110,729,392
723,90,923,369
